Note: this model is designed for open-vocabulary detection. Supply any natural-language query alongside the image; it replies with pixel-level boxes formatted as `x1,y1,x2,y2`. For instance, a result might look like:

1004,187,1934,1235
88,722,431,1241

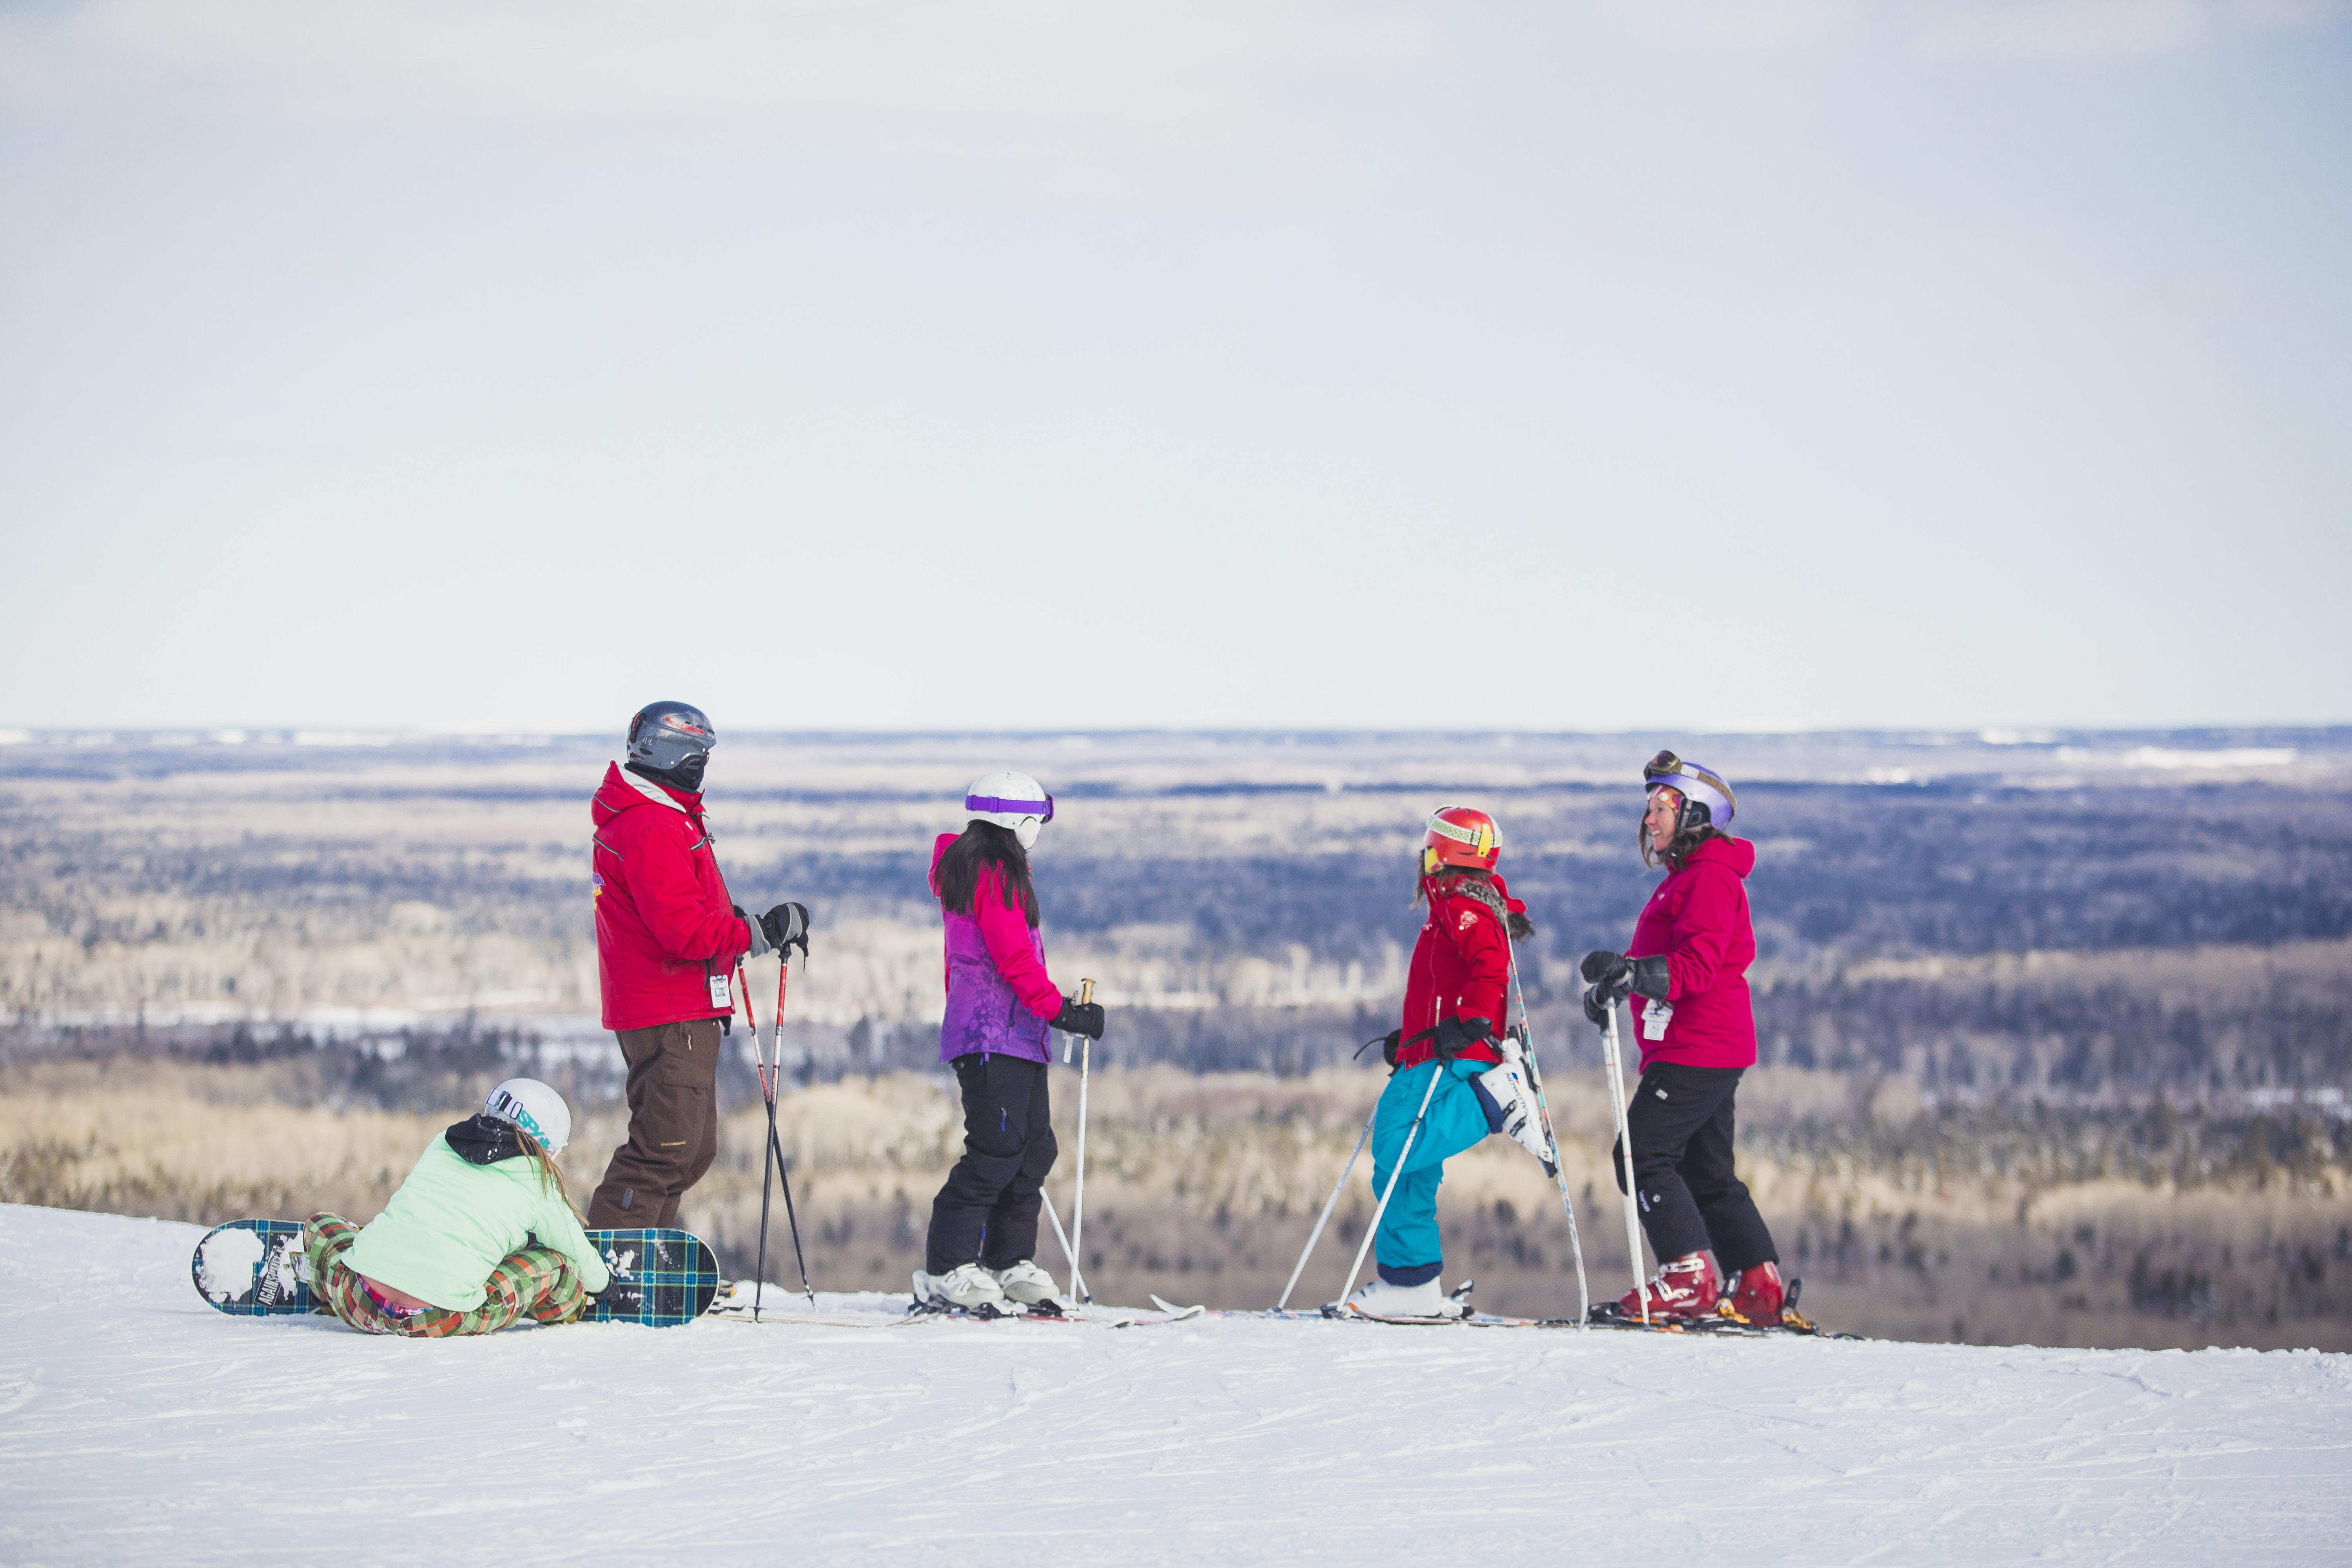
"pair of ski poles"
1042,979,1098,1304
1272,941,1650,1324
734,948,816,1321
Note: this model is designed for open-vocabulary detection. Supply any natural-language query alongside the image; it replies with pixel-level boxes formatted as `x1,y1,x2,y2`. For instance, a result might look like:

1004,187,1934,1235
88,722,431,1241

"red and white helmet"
1421,805,1501,877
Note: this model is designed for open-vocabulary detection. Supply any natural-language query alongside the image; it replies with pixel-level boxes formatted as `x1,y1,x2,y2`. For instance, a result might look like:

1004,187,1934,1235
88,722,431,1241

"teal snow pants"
1369,1058,1499,1285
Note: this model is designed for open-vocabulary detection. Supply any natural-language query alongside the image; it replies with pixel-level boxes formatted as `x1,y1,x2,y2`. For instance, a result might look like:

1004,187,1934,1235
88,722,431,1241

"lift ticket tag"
709,971,731,1009
1642,1000,1673,1041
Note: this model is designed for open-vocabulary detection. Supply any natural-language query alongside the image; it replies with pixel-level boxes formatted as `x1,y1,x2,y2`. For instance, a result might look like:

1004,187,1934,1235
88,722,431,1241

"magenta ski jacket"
931,833,1063,1065
1624,835,1759,1073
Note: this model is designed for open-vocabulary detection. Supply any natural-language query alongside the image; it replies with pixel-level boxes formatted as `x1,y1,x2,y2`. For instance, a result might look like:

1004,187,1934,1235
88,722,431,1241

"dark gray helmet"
627,702,715,777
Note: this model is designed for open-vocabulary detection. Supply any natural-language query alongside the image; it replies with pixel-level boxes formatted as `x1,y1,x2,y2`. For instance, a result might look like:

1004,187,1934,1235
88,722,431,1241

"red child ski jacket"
590,761,752,1033
1625,835,1759,1072
1395,872,1524,1070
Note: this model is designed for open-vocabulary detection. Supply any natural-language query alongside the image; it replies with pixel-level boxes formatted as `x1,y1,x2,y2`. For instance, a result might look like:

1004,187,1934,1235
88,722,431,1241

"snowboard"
192,1219,315,1316
584,1228,720,1327
188,1219,717,1328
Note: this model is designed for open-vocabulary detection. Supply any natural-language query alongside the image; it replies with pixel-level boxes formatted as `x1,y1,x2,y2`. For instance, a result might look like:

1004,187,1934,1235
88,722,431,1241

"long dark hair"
1642,815,1729,873
933,821,1040,926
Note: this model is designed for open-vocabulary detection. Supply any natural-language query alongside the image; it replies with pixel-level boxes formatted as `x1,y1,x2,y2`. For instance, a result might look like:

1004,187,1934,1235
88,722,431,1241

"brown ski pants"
586,1017,724,1229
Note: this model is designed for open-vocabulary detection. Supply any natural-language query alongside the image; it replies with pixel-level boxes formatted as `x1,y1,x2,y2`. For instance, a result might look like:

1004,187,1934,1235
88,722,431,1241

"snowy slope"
3,1205,2347,1566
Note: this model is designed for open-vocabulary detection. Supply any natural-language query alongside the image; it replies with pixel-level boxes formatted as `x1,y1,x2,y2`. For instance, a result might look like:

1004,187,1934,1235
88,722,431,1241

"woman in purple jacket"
1583,751,1787,1326
920,770,1105,1312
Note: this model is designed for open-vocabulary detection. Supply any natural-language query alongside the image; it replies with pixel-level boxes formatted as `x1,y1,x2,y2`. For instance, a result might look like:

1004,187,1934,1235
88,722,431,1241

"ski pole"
1274,1102,1376,1311
1601,1001,1649,1325
1067,978,1096,1305
1041,1189,1087,1303
1335,1058,1446,1307
738,956,778,1323
1503,950,1589,1328
770,950,816,1311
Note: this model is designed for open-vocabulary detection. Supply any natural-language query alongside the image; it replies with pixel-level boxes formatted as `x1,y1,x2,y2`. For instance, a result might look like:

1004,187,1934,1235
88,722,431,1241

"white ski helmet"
483,1078,571,1154
964,769,1054,849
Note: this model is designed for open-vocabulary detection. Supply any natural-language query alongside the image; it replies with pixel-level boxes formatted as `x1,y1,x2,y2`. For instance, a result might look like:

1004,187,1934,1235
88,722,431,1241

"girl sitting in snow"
303,1078,612,1337
1342,806,1553,1319
920,770,1105,1313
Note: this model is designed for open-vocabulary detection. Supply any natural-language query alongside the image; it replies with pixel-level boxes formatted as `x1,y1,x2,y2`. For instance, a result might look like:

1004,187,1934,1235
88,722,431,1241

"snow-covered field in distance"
6,1204,2348,1565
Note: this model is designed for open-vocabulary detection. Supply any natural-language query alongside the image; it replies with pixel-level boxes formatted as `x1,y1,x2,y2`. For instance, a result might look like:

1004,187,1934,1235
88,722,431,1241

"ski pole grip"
1078,978,1095,1006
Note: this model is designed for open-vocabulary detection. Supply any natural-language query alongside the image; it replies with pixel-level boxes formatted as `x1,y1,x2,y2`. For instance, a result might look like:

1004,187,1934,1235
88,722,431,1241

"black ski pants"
926,1052,1058,1276
1610,1062,1778,1274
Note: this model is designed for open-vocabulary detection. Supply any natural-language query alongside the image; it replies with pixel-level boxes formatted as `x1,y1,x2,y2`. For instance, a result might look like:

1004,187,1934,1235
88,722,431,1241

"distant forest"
7,764,2348,1097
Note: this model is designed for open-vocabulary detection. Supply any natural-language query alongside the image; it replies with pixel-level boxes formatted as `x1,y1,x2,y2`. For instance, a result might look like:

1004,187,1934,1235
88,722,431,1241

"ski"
1323,1278,1480,1325
1586,1278,1856,1338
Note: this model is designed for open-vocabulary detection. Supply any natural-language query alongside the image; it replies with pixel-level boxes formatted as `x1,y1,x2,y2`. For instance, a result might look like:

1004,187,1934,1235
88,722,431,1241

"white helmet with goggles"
964,770,1054,850
482,1077,572,1154
1642,750,1735,834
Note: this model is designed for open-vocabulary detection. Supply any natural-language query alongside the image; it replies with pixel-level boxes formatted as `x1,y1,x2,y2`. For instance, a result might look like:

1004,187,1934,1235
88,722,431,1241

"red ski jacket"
1395,872,1523,1069
1625,835,1758,1072
590,761,753,1033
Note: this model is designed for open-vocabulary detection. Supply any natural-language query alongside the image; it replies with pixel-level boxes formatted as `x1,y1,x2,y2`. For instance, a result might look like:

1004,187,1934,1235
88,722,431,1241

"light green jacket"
344,1136,613,1310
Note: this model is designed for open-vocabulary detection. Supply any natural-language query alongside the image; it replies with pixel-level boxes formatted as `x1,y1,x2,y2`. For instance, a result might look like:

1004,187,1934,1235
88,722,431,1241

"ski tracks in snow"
2,1206,2349,1565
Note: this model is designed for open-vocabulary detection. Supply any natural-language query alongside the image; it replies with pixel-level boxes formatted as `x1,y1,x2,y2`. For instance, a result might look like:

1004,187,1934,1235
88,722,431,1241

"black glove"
759,901,811,959
1380,1029,1403,1068
1629,955,1670,1001
1429,1015,1492,1062
733,905,771,960
1581,949,1632,995
1051,995,1105,1040
1582,984,1613,1029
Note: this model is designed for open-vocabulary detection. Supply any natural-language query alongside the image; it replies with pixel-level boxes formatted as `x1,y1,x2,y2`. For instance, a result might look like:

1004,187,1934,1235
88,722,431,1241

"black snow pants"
926,1052,1058,1276
1610,1062,1779,1274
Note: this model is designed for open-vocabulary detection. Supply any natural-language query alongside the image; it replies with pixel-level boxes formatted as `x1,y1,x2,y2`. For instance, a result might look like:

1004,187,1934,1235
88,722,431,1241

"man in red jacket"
585,702,807,1230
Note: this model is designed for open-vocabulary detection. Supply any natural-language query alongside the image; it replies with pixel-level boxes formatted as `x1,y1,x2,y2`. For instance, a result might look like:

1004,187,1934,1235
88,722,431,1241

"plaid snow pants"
303,1213,588,1338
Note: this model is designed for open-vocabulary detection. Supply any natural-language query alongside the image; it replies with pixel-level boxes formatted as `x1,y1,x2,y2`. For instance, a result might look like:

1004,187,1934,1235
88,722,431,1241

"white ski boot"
1479,1039,1557,1177
922,1263,1007,1312
1338,1275,1455,1319
992,1259,1059,1306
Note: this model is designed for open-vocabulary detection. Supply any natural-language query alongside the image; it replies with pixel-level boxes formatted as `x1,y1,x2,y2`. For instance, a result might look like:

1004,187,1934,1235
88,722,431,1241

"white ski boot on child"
1338,1276,1459,1319
992,1259,1059,1306
1478,1038,1557,1176
921,1263,1007,1311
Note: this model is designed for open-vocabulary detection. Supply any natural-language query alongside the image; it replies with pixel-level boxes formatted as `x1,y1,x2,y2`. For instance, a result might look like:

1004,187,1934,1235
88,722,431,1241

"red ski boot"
1728,1261,1783,1325
1618,1252,1717,1320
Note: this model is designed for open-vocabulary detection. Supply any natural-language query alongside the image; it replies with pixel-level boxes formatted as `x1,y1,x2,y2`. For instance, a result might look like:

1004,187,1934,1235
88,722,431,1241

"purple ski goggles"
965,792,1054,822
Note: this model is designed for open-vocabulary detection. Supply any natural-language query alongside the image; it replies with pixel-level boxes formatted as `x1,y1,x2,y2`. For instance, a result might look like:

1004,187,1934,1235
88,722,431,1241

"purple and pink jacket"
931,833,1063,1065
1626,835,1759,1073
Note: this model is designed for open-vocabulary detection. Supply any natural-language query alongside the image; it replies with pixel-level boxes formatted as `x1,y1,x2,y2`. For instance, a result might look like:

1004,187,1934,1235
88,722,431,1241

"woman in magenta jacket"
1583,751,1786,1326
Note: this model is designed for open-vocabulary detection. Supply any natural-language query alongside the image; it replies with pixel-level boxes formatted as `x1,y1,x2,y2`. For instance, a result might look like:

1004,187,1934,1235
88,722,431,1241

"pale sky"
2,0,2346,734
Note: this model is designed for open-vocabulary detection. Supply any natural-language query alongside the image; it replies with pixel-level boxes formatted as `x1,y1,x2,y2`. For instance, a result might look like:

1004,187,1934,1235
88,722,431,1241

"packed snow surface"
3,1205,2348,1565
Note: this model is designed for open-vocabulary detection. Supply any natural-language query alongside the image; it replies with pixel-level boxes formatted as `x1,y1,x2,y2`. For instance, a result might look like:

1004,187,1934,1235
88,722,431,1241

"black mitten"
1051,996,1105,1040
1430,1015,1493,1062
1629,955,1671,1001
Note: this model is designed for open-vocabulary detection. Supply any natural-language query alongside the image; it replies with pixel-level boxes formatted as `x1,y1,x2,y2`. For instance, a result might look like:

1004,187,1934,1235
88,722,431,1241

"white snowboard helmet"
483,1078,571,1154
964,769,1054,849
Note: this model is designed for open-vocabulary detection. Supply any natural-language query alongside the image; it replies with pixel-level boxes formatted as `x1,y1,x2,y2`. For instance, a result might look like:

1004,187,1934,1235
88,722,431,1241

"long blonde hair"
512,1125,585,1226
